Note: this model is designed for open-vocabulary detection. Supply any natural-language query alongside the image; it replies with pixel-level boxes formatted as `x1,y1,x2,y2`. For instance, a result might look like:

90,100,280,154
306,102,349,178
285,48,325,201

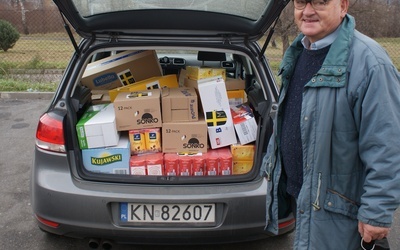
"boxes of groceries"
129,128,162,155
161,87,198,122
81,50,162,90
113,89,162,131
130,152,164,176
197,76,237,149
230,103,257,145
231,144,255,175
108,74,179,102
162,116,208,154
186,66,226,81
82,135,130,174
76,103,119,149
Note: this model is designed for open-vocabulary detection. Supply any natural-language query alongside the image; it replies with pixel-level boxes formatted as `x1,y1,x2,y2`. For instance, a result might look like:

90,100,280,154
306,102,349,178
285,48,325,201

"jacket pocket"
324,189,360,220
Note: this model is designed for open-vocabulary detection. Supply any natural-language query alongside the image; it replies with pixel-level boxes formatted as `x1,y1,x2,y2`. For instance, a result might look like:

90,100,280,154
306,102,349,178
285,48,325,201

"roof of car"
53,0,289,39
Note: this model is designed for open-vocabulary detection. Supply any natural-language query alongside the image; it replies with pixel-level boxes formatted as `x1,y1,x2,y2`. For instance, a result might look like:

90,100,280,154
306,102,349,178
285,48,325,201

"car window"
71,0,271,21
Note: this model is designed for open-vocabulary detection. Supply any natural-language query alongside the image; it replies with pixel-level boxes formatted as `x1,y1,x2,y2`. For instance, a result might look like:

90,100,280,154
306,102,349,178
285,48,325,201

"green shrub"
0,20,20,52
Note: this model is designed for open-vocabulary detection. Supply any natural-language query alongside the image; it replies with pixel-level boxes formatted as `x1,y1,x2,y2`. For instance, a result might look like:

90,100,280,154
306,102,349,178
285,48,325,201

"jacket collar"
279,14,355,88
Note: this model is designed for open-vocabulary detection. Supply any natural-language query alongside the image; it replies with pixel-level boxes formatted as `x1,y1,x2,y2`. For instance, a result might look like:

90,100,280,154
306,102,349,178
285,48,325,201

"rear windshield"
71,0,271,21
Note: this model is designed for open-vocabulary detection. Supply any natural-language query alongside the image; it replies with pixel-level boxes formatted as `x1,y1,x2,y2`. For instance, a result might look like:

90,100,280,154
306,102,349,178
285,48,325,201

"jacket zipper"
312,172,322,211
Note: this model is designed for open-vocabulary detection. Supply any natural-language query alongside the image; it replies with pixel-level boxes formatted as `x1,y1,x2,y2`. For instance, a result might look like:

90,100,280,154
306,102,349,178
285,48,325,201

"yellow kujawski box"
108,74,179,102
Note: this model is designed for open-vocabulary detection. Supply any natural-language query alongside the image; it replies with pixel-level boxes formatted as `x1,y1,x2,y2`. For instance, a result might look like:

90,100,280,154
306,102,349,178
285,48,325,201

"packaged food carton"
164,153,179,176
230,144,255,175
227,89,247,107
230,104,257,145
162,116,208,154
129,152,163,176
129,154,147,175
108,74,179,102
161,87,198,122
76,103,119,149
196,76,237,149
186,66,226,81
217,147,233,176
82,135,130,174
129,128,162,155
145,152,164,176
113,89,162,131
81,50,162,90
184,75,245,91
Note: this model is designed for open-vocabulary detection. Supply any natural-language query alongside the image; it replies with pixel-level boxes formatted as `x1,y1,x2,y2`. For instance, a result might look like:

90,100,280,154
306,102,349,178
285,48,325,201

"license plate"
120,203,215,223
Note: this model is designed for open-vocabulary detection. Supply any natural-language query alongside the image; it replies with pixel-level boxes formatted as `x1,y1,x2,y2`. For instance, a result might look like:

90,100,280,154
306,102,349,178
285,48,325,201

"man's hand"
358,221,390,242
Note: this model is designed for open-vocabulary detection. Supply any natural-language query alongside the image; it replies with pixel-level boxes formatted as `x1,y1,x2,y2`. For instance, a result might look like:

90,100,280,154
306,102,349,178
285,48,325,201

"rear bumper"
31,148,294,245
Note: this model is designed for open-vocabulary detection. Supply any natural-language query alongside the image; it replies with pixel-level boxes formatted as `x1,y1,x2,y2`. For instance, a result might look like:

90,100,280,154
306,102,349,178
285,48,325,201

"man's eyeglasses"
293,0,331,11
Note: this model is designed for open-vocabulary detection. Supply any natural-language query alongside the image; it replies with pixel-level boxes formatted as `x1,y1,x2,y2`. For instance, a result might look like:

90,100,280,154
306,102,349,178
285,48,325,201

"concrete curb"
0,92,55,100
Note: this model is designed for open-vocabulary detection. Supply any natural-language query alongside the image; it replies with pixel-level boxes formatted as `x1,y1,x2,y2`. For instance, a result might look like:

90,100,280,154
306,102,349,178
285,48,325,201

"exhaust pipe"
101,240,113,250
88,238,100,249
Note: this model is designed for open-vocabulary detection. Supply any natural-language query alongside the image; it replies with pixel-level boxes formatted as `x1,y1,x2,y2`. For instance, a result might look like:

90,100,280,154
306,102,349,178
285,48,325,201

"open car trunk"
63,44,277,185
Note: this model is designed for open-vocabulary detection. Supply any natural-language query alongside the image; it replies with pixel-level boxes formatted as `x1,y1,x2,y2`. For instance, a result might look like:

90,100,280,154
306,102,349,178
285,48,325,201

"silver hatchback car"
31,0,295,248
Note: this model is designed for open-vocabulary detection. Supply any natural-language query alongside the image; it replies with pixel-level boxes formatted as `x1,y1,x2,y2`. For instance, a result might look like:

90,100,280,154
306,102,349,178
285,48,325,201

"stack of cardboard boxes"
76,50,257,176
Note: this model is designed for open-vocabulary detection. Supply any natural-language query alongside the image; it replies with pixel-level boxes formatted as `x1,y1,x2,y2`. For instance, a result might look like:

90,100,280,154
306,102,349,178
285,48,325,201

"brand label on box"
113,89,162,131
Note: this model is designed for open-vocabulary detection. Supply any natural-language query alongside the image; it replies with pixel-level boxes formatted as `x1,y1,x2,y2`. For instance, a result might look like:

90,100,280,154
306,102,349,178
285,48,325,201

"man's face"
294,0,349,44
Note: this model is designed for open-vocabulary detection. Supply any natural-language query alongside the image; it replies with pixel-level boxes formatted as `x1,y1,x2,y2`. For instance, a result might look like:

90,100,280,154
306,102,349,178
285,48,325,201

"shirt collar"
301,24,342,50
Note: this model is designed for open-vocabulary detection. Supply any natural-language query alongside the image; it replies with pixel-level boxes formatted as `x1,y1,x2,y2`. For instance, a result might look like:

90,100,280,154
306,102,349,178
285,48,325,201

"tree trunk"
17,0,29,35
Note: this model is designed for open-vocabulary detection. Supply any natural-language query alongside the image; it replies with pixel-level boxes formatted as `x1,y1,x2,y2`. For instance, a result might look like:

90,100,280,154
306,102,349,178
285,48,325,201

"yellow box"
233,161,253,175
227,89,247,107
108,74,179,102
186,66,226,81
230,144,255,161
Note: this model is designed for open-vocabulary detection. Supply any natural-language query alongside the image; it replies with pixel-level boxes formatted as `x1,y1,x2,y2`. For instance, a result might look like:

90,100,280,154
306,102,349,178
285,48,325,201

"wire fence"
0,8,399,73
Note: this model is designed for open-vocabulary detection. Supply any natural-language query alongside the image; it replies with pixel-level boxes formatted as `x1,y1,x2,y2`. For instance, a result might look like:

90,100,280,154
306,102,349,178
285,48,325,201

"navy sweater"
280,45,330,198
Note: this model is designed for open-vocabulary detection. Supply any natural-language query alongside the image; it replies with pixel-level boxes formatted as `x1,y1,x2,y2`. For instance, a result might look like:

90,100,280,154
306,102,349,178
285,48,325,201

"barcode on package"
113,169,129,175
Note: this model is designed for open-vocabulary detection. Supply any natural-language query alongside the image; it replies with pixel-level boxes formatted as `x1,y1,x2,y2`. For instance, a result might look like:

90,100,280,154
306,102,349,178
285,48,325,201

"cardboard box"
197,77,237,149
91,90,111,104
232,161,253,175
227,89,247,107
161,87,198,122
230,104,257,145
82,135,130,174
109,74,179,102
230,144,255,161
231,142,255,175
184,76,244,91
186,66,226,81
225,78,245,90
113,89,162,131
76,103,119,149
81,50,162,90
162,116,208,154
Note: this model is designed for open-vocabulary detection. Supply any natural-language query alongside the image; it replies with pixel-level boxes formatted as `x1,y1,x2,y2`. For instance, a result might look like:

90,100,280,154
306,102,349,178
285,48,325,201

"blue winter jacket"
261,14,400,250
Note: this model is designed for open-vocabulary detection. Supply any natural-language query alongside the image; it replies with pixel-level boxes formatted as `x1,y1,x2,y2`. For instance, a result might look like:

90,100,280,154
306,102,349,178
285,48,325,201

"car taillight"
36,113,66,153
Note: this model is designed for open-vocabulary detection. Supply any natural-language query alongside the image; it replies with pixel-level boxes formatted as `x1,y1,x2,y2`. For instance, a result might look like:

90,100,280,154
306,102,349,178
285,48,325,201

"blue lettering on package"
93,73,118,87
120,203,128,222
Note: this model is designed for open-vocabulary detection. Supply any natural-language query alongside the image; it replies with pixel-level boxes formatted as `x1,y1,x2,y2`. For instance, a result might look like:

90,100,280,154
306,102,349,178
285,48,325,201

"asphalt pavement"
0,94,398,250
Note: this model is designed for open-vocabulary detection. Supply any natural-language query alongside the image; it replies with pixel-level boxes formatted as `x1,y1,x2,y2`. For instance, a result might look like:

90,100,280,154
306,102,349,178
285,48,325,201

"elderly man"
261,0,400,249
